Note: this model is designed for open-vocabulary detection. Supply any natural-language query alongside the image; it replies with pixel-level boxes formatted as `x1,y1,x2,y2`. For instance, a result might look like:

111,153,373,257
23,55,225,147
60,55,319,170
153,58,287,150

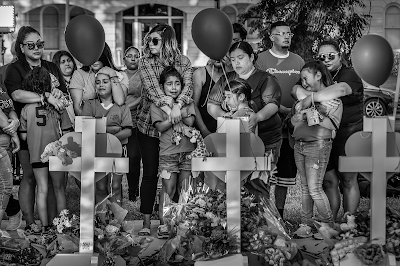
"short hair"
52,50,77,74
159,66,183,87
318,39,341,53
124,46,139,57
225,79,252,102
270,21,290,33
233,23,248,40
22,66,52,95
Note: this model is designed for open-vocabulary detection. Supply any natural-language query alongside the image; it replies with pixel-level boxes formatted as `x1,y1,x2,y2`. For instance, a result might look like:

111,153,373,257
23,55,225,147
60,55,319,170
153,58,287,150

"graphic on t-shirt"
266,68,300,76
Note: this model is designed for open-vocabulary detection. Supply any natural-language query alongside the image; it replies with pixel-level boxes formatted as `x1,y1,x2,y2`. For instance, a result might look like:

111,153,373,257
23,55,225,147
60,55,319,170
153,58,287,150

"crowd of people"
0,20,364,239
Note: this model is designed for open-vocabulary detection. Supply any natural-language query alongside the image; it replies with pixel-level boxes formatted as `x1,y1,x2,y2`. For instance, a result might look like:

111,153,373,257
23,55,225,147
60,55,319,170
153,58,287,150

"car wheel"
364,98,387,117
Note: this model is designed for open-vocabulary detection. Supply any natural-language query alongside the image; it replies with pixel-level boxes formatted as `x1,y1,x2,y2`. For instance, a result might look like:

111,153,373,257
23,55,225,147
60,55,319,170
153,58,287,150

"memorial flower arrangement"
156,182,299,266
94,200,154,266
0,204,153,266
315,206,400,265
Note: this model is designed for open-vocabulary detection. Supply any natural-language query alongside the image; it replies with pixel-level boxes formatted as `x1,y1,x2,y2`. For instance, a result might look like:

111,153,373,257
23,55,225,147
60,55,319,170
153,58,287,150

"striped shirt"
137,55,193,138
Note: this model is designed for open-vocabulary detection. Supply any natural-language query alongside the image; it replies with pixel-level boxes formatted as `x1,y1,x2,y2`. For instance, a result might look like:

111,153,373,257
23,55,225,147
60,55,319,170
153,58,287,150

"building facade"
0,0,399,67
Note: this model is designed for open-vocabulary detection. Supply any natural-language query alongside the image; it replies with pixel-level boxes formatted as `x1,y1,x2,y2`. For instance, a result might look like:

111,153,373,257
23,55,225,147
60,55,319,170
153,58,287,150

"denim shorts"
326,119,363,171
159,151,192,179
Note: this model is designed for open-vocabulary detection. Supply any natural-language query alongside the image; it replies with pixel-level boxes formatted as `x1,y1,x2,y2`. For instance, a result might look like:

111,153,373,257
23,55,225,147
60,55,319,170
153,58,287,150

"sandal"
157,224,169,239
138,227,151,236
25,223,42,235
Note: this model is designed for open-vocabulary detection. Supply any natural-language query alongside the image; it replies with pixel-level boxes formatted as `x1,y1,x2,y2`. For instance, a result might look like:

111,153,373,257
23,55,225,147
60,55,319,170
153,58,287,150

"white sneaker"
6,210,22,231
294,224,313,238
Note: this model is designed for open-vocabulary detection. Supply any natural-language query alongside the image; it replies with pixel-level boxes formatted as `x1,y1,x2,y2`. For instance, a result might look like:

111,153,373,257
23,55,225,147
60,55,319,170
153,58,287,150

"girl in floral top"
137,23,193,236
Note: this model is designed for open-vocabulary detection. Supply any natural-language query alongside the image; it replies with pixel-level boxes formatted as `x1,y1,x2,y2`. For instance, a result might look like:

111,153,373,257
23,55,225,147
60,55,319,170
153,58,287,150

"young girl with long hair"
291,61,343,238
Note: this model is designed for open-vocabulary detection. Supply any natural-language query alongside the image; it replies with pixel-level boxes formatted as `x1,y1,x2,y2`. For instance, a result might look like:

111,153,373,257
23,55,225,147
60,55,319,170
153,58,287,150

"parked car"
363,81,396,117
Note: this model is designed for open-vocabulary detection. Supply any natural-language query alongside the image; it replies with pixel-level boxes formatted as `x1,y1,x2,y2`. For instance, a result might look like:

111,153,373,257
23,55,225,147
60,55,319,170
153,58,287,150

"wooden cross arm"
192,157,271,172
49,156,129,173
339,156,400,173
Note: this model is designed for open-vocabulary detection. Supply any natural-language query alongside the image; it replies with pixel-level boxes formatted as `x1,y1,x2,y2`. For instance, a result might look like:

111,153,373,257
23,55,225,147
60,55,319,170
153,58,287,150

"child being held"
223,79,256,133
19,67,73,233
82,68,133,207
150,66,196,239
291,61,343,239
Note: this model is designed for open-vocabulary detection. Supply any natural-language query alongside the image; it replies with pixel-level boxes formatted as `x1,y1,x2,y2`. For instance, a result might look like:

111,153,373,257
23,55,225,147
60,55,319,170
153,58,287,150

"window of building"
222,6,237,24
122,4,184,53
385,5,400,49
70,6,86,21
42,6,59,50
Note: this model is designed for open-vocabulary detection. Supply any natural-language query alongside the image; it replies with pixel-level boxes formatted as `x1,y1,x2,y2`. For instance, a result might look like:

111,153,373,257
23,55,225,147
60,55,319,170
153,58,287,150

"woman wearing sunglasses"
293,39,364,224
4,26,68,233
123,46,142,202
137,24,193,236
69,42,128,116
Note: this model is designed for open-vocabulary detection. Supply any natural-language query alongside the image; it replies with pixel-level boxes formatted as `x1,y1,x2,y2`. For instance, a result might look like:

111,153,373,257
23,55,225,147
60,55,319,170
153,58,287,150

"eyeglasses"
22,41,45,50
232,38,242,43
271,32,294,38
147,37,162,46
124,54,140,59
317,52,340,61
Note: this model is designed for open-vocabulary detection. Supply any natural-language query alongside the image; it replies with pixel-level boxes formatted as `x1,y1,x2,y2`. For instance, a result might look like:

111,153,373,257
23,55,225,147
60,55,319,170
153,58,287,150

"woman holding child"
207,41,282,194
4,26,68,233
137,24,193,236
293,39,364,225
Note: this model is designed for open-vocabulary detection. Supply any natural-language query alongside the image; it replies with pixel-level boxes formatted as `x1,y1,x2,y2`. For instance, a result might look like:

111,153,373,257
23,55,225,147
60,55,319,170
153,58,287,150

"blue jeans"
294,139,333,224
0,134,13,210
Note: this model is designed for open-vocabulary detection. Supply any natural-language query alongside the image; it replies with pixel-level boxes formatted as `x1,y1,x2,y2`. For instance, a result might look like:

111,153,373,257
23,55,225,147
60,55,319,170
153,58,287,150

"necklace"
332,64,342,82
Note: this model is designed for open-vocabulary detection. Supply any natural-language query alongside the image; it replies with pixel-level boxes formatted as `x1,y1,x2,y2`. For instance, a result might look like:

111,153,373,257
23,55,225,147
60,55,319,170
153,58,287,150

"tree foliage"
239,0,372,63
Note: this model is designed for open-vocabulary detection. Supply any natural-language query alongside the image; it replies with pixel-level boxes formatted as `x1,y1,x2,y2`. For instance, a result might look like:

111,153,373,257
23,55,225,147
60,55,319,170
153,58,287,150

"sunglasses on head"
22,41,45,50
317,52,339,61
147,37,162,46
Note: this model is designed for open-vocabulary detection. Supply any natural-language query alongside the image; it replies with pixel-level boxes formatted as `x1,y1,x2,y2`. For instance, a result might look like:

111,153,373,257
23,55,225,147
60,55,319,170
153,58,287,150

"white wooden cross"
192,117,271,257
46,117,129,266
339,116,398,266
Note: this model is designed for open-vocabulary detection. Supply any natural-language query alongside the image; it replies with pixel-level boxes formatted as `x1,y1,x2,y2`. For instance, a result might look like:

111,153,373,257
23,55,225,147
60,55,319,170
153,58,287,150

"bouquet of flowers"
158,181,239,264
94,200,153,266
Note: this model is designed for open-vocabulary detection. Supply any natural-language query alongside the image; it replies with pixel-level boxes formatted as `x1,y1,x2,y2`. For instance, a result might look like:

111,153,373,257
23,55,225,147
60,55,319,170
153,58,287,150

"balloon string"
221,62,239,109
200,64,214,108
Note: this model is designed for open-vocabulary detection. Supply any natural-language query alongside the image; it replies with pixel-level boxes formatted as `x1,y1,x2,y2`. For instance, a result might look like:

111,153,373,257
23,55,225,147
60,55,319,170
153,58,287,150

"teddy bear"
40,140,78,166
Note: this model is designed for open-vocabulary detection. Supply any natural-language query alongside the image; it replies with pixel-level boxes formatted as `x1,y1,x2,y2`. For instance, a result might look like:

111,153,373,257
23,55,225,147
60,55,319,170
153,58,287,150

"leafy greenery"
239,0,372,63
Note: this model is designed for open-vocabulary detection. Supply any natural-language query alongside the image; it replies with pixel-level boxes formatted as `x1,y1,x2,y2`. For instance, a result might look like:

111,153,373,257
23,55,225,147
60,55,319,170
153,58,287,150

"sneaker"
294,224,313,238
157,224,169,239
6,210,22,231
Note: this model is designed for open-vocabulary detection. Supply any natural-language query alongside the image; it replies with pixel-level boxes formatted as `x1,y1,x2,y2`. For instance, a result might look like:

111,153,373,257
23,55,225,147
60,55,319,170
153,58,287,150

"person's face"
91,61,104,73
318,45,341,72
301,69,321,91
20,33,44,61
59,55,75,77
224,90,239,110
232,32,242,45
163,75,182,99
270,26,293,49
95,73,112,96
124,48,140,70
147,32,162,55
230,48,254,76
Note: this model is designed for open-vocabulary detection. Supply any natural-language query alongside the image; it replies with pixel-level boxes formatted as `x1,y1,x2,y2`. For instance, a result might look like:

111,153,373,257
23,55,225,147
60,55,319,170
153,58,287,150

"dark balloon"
191,8,233,60
351,35,394,87
65,15,105,66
